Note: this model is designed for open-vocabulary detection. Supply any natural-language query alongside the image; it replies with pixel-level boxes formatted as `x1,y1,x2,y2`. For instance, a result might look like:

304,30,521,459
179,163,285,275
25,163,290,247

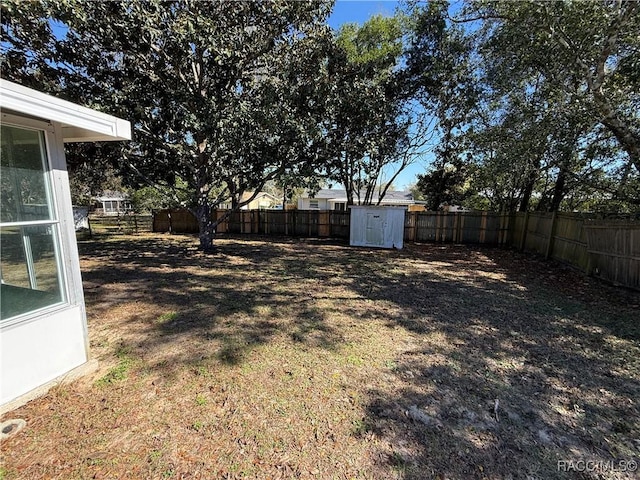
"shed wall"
349,206,405,249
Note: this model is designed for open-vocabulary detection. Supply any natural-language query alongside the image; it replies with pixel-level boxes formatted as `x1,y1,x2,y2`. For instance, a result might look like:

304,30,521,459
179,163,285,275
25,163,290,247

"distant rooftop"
238,191,279,202
307,189,414,203
95,190,128,201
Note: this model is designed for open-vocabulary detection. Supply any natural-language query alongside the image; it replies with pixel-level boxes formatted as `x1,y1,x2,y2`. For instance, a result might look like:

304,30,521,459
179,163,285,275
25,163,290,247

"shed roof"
0,80,131,143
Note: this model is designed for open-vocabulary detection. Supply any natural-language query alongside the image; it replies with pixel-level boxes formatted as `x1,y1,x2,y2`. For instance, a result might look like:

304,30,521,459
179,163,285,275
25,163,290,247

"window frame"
0,116,69,326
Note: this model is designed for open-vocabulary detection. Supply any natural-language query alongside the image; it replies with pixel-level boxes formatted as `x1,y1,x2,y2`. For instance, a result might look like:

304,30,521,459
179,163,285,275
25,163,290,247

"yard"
1,234,639,479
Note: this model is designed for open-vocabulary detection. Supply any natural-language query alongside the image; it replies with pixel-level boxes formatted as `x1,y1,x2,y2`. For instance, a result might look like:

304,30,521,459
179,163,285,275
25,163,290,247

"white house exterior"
298,188,415,210
0,80,131,410
220,191,280,210
94,191,132,215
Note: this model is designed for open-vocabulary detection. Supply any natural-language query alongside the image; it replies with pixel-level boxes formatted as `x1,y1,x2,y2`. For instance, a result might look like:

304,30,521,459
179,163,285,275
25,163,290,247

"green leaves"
2,0,337,248
403,0,639,212
323,14,412,204
4,0,636,225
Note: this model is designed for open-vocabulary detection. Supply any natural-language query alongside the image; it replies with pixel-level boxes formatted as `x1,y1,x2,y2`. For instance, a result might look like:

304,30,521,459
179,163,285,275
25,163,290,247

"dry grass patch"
1,234,639,479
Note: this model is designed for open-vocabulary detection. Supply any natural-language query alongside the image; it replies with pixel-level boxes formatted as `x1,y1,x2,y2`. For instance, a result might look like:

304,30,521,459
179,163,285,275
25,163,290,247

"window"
309,199,319,209
1,125,65,321
103,200,117,213
102,199,132,214
333,202,346,211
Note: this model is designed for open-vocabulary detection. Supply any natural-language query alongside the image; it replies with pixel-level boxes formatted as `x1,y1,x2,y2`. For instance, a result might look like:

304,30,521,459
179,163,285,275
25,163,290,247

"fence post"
454,213,462,243
291,211,296,237
545,211,557,259
319,211,329,237
450,214,455,242
410,212,417,242
284,210,288,236
450,213,455,242
520,211,529,251
584,219,594,276
330,211,334,238
501,212,510,246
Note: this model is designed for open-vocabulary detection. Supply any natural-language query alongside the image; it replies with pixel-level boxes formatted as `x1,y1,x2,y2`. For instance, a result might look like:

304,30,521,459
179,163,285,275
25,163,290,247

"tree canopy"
322,14,414,206
2,0,638,233
2,0,333,249
406,0,639,212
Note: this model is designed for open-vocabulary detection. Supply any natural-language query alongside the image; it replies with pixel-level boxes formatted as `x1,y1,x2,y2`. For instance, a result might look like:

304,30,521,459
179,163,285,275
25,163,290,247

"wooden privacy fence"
495,212,638,290
152,209,350,238
153,209,639,289
404,211,511,244
153,209,512,244
584,220,640,289
88,214,153,235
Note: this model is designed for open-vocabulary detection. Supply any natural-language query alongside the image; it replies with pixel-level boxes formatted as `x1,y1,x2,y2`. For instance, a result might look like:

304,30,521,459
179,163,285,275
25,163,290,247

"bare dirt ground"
1,233,639,479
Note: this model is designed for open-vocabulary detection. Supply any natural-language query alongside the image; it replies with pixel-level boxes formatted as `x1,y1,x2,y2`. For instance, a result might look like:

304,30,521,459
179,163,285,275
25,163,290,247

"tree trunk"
519,160,541,212
518,182,534,212
344,176,355,206
194,203,215,252
549,165,568,212
602,117,640,174
429,168,446,211
429,192,442,212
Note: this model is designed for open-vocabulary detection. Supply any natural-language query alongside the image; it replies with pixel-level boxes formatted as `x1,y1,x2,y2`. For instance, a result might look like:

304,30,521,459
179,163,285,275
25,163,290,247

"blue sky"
327,0,431,190
328,1,399,29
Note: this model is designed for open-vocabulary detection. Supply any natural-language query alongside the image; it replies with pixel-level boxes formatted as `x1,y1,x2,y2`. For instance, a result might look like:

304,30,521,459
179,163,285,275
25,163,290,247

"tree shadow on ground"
77,235,640,479
345,244,640,479
78,235,358,371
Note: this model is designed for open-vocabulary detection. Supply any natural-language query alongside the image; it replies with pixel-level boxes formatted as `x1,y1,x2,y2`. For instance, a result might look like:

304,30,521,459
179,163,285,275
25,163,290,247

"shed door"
365,211,386,246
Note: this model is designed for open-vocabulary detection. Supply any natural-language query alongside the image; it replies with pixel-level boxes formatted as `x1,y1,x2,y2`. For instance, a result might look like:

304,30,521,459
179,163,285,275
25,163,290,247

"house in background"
220,191,280,210
93,191,132,215
298,188,416,210
0,79,131,411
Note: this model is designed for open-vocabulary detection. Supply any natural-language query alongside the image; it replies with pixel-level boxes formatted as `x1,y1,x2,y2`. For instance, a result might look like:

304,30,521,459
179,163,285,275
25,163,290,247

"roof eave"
0,80,131,143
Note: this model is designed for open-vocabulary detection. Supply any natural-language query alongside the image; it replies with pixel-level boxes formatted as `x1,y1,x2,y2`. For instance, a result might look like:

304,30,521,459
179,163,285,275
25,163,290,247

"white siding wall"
1,306,87,405
297,198,329,210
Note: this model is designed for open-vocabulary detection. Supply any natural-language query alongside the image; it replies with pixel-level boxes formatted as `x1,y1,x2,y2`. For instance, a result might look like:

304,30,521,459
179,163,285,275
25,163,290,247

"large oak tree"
2,0,333,250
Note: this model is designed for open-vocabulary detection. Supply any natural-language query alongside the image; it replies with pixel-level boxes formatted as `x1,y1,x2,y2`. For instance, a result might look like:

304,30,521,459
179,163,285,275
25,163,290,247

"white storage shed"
0,80,131,410
349,205,406,250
